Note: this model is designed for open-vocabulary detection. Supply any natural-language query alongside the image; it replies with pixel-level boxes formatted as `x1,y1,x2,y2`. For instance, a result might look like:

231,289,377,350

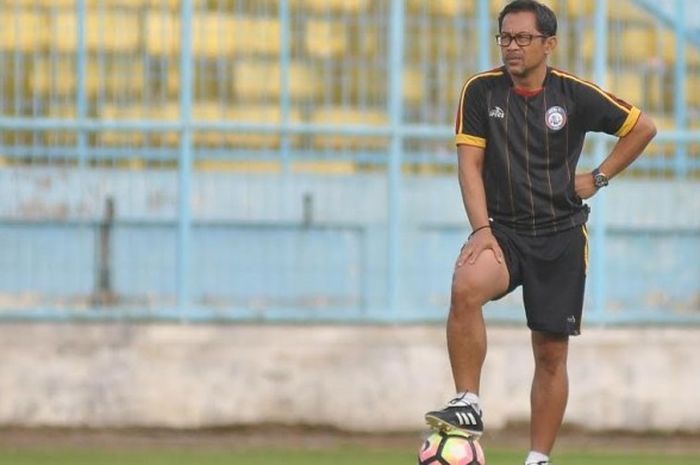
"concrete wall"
1,323,698,433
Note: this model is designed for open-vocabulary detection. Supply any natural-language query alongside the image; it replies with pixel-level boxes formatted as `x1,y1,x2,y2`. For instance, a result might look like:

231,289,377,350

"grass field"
1,448,699,465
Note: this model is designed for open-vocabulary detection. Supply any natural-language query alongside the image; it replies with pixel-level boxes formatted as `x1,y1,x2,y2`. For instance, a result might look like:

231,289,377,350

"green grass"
0,448,699,465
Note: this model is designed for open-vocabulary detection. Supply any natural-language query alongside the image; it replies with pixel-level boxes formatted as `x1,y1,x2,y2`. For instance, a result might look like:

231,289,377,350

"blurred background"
0,0,698,323
0,0,698,438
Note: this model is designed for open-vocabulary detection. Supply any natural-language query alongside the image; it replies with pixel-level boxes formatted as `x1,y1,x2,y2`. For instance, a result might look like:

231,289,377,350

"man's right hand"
456,228,504,267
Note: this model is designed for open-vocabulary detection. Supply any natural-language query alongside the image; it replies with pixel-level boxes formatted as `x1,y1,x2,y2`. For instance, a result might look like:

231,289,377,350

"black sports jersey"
455,66,640,235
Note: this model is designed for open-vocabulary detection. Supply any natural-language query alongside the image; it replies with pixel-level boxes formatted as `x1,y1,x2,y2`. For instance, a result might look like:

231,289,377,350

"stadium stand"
0,0,696,164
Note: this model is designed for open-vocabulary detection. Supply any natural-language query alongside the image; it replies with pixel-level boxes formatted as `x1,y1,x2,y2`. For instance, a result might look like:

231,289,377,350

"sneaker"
525,462,549,465
424,393,484,437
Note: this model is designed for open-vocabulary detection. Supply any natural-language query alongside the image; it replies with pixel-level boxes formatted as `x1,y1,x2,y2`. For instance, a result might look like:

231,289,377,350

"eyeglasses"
495,32,549,47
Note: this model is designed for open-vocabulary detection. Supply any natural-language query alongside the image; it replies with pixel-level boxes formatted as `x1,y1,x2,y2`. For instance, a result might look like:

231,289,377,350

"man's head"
497,0,558,79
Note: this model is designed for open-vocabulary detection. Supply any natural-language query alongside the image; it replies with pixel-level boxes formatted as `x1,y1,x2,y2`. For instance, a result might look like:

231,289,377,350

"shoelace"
446,396,483,416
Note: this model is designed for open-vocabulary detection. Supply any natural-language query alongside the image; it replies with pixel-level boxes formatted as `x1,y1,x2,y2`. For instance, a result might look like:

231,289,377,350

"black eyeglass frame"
495,32,550,47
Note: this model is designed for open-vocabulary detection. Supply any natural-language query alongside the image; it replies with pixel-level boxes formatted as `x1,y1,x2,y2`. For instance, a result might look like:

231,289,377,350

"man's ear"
544,36,558,56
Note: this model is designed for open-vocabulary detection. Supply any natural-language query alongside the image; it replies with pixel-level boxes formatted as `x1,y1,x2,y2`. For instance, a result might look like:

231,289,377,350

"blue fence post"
76,0,88,167
590,0,609,321
279,0,291,174
477,0,491,70
387,0,405,316
177,0,194,318
674,0,688,177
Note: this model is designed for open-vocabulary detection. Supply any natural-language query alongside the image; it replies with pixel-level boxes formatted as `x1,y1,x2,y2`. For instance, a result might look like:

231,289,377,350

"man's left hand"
575,172,598,200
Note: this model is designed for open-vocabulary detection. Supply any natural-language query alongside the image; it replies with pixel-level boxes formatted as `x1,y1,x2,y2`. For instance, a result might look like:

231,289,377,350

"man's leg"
425,249,509,435
529,331,569,457
447,251,509,394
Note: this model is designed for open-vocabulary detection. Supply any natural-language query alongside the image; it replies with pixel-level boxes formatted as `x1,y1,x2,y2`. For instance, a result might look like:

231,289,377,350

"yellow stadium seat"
565,0,594,18
51,10,140,53
228,105,302,148
193,13,237,58
645,72,664,110
291,160,357,174
608,0,650,22
290,0,369,14
658,31,680,65
192,102,301,147
31,58,144,97
305,20,347,58
97,103,179,146
609,71,643,106
145,12,180,55
403,67,426,105
688,75,700,107
490,0,556,15
490,0,505,15
31,59,77,96
10,0,75,7
0,10,49,51
233,61,320,101
688,46,700,67
310,107,389,150
407,0,475,16
147,13,280,57
44,104,78,145
231,16,281,56
619,27,655,63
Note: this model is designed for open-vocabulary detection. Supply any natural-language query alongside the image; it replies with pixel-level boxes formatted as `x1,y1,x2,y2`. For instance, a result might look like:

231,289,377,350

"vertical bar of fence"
674,0,687,177
477,0,490,70
387,0,405,315
590,0,608,320
177,0,194,317
76,0,88,166
279,0,291,174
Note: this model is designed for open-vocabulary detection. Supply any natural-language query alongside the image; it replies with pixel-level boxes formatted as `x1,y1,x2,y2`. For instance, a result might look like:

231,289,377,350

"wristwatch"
592,167,609,189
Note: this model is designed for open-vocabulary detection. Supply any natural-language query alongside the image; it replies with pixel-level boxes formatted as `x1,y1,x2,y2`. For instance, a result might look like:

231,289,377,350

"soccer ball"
417,431,486,465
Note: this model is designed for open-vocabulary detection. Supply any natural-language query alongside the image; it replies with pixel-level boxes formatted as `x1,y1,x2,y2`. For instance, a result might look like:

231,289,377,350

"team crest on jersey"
545,106,567,131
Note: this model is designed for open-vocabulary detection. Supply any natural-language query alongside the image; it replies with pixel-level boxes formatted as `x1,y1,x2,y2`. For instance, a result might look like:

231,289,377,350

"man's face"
499,11,554,78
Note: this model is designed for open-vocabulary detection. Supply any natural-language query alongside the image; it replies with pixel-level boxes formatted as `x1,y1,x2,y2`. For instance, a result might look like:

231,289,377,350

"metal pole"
674,0,687,177
76,0,88,166
591,0,608,320
387,0,405,315
177,0,194,317
279,0,291,174
477,0,491,70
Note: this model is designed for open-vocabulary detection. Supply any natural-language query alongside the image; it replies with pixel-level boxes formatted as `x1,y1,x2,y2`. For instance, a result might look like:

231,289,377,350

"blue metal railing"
0,0,698,324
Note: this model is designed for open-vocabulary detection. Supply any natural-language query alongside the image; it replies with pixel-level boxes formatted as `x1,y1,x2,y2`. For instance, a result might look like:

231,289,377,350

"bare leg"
447,250,509,393
530,331,569,455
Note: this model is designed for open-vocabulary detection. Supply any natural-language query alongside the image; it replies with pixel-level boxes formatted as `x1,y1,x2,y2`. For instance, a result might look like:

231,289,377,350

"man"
424,1,656,464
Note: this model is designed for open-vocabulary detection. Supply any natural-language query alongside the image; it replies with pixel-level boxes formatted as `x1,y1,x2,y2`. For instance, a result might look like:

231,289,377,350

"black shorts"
491,222,589,336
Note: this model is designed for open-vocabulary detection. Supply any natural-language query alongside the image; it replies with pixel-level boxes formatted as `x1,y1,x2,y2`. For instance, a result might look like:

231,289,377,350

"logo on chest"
488,106,505,119
545,106,567,131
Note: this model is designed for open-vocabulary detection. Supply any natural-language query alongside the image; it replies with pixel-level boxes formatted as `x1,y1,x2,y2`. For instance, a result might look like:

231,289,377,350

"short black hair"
498,0,558,37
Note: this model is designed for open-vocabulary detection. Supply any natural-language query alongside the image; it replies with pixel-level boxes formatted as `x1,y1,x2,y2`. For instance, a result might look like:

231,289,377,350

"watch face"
594,174,608,187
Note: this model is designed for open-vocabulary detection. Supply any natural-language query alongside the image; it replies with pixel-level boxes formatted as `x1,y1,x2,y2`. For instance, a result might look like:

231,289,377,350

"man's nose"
506,40,520,51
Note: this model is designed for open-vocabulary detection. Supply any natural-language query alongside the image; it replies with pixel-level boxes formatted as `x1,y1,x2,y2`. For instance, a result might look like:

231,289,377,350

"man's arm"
576,111,657,199
457,144,503,266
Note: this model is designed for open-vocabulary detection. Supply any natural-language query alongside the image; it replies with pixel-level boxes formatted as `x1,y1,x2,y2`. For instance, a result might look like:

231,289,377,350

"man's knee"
533,333,569,375
450,270,487,312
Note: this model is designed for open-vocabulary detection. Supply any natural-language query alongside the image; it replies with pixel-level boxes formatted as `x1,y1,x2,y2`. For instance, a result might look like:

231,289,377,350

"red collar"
512,86,543,97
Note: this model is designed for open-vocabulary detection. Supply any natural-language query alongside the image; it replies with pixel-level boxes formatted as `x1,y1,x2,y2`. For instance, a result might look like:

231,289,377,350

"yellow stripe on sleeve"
615,106,641,137
455,134,486,148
